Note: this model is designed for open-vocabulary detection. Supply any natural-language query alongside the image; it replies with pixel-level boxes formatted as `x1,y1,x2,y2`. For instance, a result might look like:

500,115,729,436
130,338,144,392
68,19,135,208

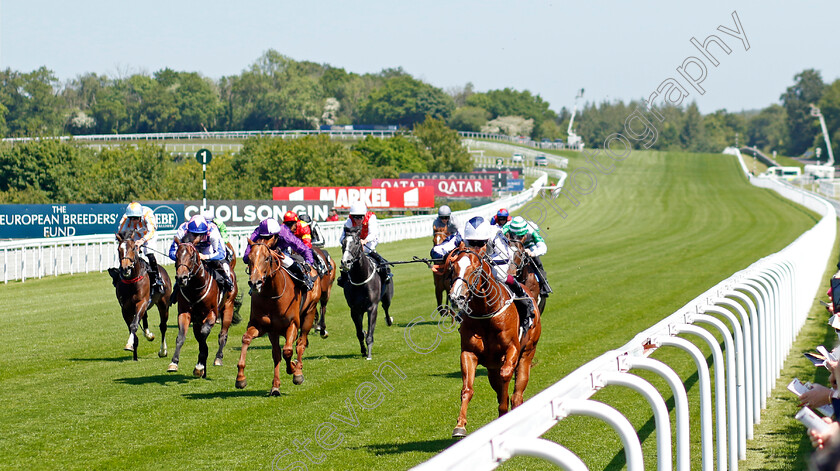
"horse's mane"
345,225,361,235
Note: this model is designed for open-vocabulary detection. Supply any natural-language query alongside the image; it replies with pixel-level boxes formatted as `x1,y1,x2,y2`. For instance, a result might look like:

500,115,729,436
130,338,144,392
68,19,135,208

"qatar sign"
371,178,492,197
272,186,435,209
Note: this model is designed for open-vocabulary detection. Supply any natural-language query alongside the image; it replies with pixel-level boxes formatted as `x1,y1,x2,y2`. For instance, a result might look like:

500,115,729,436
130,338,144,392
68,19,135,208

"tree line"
0,48,836,158
0,117,472,204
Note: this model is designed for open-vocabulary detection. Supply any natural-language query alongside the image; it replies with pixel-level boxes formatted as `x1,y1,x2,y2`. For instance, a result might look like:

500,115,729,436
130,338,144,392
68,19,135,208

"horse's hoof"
158,348,167,358
124,344,134,352
293,374,305,385
386,316,393,327
235,379,247,389
214,358,222,367
268,388,281,397
453,427,467,438
193,365,206,378
365,356,372,361
314,325,321,332
144,330,155,341
320,330,329,339
167,363,178,372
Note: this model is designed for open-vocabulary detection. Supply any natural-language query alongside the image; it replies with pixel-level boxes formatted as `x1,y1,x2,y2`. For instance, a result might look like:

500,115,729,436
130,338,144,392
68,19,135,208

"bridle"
118,240,140,280
448,246,512,319
247,241,287,299
342,232,376,286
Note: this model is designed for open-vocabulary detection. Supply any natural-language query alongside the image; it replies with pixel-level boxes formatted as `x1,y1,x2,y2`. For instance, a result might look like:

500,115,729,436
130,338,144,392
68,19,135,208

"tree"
358,76,454,127
0,67,66,137
681,102,706,151
780,69,825,155
466,87,556,137
746,104,787,151
352,134,427,178
817,79,840,161
412,116,471,172
482,116,534,137
448,106,489,132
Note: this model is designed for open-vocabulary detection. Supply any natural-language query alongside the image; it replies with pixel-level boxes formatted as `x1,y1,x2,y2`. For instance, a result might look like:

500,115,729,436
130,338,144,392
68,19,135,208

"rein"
451,248,514,320
249,243,287,300
176,245,213,306
343,233,377,286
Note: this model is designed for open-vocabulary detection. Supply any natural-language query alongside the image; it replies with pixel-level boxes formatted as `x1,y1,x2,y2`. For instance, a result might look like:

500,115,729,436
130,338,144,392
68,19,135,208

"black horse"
340,226,393,359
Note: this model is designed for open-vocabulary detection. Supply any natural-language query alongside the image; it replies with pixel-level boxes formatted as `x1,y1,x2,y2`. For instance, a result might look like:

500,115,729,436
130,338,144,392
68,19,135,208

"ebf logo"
151,205,180,231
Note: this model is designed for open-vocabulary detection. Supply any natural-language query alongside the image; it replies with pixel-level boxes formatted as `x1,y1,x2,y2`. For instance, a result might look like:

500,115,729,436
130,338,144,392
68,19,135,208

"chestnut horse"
446,244,541,438
432,227,451,307
311,246,337,338
507,237,547,315
167,241,239,377
114,234,172,361
236,239,321,395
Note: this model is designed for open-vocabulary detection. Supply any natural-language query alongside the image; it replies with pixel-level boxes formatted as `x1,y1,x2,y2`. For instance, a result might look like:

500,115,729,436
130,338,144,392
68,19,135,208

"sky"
2,0,839,115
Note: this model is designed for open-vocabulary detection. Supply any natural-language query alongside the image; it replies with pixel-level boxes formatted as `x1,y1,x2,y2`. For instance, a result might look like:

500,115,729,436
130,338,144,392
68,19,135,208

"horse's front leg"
235,323,262,389
454,351,478,438
193,311,214,378
127,303,145,361
365,305,378,360
293,305,316,385
283,320,298,376
351,309,366,358
268,332,282,396
500,339,519,383
214,298,233,366
488,368,511,417
317,296,329,338
155,299,169,358
167,310,190,372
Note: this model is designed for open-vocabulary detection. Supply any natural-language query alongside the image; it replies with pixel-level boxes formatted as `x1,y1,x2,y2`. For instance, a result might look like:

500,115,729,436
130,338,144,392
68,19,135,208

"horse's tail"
232,293,243,325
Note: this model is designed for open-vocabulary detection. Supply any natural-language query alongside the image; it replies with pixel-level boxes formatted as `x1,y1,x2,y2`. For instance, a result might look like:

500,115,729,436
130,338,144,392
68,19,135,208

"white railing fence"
413,166,837,470
464,139,570,169
1,175,548,283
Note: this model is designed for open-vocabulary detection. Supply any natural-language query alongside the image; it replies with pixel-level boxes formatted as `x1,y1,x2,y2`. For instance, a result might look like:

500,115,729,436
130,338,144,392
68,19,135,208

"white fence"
0,174,548,283
464,139,569,169
413,165,837,470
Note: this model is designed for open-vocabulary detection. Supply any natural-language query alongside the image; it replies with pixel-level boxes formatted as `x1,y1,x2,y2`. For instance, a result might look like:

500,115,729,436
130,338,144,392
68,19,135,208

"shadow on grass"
350,438,455,455
306,353,366,360
114,374,192,385
430,369,487,379
69,356,133,363
183,390,275,400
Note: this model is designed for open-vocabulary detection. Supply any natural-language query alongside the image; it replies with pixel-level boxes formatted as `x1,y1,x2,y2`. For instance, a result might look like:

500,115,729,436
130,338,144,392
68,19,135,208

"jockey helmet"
438,205,452,217
464,216,489,241
509,216,529,236
257,218,282,236
298,213,312,223
496,208,509,219
187,215,209,234
283,211,298,223
125,202,143,218
349,202,367,216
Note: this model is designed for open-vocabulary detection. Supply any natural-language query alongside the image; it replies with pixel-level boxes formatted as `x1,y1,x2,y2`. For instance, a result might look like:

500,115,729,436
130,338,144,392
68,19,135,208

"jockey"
433,205,458,238
490,208,509,227
463,216,535,332
337,201,392,287
503,216,552,297
283,211,312,248
298,213,329,277
243,217,314,291
201,209,233,264
168,215,234,293
116,202,164,294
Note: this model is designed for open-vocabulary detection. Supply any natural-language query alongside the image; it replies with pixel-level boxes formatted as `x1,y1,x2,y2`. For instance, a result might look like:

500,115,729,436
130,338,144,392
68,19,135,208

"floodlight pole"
811,104,835,166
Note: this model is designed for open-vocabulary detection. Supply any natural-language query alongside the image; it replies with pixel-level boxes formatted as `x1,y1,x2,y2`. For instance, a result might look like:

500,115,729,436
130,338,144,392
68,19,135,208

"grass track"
0,150,822,470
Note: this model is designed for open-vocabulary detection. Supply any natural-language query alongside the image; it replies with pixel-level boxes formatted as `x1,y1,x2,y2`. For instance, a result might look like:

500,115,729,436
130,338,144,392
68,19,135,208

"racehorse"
310,246,337,338
113,233,172,361
340,226,393,360
236,239,321,395
445,244,541,438
507,237,547,315
432,227,451,307
167,240,239,378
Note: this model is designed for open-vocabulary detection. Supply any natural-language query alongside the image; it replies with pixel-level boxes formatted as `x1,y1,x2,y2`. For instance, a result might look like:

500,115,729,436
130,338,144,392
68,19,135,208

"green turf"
0,150,822,470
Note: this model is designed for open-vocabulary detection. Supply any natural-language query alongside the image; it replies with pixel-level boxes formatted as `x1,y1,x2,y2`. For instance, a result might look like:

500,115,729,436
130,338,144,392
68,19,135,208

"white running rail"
412,158,837,471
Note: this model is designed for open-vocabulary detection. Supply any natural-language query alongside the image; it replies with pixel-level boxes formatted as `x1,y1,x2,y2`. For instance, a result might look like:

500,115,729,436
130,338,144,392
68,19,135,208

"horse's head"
433,228,449,246
117,232,138,278
174,239,201,286
246,238,280,293
506,237,528,276
446,245,488,312
341,227,362,270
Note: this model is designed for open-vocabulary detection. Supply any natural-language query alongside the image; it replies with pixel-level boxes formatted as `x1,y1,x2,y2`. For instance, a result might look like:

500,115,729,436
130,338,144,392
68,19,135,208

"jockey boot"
507,276,535,331
369,251,393,283
147,254,164,295
292,262,314,291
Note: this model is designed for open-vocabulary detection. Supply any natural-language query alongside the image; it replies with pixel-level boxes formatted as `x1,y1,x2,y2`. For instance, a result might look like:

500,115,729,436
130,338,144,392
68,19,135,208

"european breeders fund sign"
0,204,183,239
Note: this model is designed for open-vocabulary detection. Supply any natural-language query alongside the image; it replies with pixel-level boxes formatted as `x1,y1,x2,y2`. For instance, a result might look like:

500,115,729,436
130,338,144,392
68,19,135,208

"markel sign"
272,186,434,209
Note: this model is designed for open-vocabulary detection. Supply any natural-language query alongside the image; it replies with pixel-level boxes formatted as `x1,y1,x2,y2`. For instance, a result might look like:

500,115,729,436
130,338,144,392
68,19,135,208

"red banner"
272,186,435,209
371,178,493,197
